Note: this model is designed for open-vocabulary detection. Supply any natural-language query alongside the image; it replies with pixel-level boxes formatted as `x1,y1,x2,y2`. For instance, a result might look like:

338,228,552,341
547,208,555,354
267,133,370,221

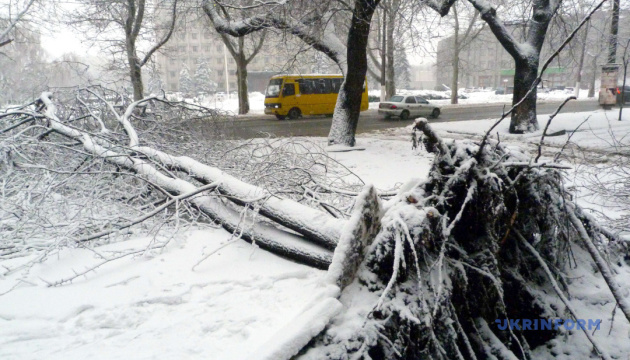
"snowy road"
220,99,600,139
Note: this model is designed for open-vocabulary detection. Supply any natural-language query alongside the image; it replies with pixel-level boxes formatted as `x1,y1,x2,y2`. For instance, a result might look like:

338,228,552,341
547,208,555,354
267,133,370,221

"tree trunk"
385,6,396,98
510,60,539,133
588,55,597,98
236,57,249,115
380,9,387,101
575,22,589,98
451,4,459,104
127,46,144,101
327,0,379,147
450,54,459,104
608,0,620,64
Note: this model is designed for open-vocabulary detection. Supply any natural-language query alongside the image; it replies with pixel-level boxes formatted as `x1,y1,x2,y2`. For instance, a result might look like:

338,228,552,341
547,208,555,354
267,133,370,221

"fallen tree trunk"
135,146,343,250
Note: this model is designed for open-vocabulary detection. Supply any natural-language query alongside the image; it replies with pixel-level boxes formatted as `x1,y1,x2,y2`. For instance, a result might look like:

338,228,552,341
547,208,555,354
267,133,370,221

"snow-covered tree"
67,0,179,101
394,46,410,90
0,25,47,105
194,59,217,95
0,0,37,48
178,64,194,97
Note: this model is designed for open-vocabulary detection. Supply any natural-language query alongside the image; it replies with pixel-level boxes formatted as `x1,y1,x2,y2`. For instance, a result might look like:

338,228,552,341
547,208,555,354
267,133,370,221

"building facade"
158,24,291,93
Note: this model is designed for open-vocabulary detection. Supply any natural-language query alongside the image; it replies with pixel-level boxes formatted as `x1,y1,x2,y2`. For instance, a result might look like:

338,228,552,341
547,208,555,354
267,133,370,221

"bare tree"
367,0,417,99
216,19,266,114
67,0,179,101
464,0,562,133
0,0,37,48
446,2,482,104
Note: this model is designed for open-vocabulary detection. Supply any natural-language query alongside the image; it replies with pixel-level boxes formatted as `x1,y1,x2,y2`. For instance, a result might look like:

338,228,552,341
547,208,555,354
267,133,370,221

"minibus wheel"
288,107,301,120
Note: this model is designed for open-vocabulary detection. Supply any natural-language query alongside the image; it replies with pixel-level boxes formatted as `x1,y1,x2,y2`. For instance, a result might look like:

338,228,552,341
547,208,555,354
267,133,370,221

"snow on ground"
1,106,629,359
0,232,326,360
373,106,630,151
197,92,267,115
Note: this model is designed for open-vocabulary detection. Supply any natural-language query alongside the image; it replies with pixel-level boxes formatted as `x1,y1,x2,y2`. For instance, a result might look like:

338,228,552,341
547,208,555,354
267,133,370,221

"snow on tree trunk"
327,0,379,147
135,146,344,250
510,60,539,133
246,185,381,360
326,184,381,289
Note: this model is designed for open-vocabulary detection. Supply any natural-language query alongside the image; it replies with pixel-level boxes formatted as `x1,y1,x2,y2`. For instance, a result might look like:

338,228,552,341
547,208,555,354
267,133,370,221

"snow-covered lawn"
195,92,267,115
1,108,629,359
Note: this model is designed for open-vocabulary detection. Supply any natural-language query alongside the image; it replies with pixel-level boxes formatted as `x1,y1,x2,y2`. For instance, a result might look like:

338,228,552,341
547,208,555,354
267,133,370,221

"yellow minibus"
264,74,369,120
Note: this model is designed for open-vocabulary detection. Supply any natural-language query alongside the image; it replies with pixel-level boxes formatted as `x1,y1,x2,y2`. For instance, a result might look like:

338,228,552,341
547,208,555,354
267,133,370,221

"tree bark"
608,0,620,64
588,55,597,98
574,22,590,97
385,3,396,98
510,60,539,133
451,52,459,104
236,38,249,115
380,9,387,101
327,0,380,147
128,54,144,101
451,4,460,105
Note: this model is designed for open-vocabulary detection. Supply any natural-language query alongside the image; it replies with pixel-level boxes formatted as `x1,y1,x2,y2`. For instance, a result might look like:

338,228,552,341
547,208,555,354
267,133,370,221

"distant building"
409,64,436,90
156,16,315,94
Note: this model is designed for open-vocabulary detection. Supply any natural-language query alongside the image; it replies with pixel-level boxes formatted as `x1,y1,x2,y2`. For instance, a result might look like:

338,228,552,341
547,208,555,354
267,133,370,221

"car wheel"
275,114,286,120
431,108,440,118
288,107,301,120
400,110,410,120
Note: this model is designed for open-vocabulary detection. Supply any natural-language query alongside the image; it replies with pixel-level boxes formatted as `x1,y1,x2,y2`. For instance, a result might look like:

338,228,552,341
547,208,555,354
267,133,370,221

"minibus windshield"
266,78,283,98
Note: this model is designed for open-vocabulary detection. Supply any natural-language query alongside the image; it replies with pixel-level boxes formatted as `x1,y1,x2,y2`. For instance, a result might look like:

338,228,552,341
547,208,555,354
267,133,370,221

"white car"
378,95,441,120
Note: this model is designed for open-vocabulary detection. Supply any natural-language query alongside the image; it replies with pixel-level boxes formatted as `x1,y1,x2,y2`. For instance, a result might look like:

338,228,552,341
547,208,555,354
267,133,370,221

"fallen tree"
267,118,629,359
2,88,629,358
0,88,361,270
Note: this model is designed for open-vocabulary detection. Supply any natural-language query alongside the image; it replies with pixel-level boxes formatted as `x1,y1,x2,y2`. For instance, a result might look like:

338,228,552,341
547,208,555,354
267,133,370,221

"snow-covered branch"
0,0,36,48
36,92,334,269
202,0,348,74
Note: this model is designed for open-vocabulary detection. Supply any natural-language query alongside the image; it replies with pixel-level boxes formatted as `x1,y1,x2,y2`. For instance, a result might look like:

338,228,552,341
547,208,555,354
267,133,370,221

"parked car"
617,85,630,104
378,95,441,120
